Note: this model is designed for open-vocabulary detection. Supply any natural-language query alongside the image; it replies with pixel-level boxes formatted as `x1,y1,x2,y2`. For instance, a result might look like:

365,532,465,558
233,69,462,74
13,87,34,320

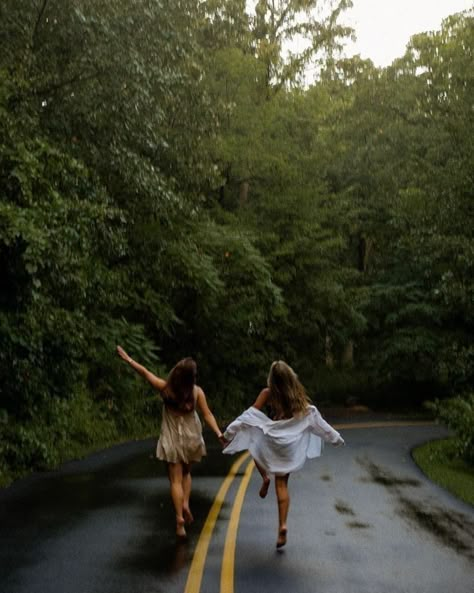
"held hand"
116,345,132,364
218,434,229,448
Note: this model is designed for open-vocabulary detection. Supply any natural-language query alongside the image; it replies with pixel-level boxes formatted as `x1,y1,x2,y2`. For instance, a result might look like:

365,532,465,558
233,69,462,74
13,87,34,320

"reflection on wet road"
0,438,234,593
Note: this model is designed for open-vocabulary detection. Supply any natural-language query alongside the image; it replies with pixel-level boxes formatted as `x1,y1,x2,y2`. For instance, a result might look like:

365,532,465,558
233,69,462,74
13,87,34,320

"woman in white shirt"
223,360,344,548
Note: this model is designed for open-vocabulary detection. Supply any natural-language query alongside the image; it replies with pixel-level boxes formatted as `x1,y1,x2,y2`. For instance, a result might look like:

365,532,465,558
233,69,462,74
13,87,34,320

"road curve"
1,423,473,593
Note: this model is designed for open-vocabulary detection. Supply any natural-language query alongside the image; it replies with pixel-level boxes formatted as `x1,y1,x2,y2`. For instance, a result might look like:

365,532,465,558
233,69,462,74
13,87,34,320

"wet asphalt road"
1,424,473,593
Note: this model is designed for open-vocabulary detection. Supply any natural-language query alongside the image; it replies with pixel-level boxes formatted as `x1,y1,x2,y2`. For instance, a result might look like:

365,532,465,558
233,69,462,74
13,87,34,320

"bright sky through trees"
346,0,473,66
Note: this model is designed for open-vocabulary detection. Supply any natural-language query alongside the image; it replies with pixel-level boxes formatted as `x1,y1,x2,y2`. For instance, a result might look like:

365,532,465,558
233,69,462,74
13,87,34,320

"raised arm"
116,345,166,391
196,387,226,445
252,387,270,410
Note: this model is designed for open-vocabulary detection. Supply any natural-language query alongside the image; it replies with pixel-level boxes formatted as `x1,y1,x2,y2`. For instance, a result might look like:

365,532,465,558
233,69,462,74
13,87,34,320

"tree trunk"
341,341,354,368
239,181,249,207
358,235,373,273
325,335,334,368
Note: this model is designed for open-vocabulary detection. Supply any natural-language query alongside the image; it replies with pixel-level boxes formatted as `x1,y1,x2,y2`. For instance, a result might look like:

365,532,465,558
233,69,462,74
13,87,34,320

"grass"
412,438,474,506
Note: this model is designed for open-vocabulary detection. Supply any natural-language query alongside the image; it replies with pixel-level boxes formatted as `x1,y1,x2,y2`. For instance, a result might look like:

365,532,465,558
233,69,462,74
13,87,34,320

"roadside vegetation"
1,1,472,487
413,439,474,506
412,393,474,505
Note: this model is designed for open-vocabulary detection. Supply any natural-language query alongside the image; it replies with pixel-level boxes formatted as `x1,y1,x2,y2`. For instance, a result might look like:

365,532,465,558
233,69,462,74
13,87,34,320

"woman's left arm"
310,406,345,446
196,388,227,445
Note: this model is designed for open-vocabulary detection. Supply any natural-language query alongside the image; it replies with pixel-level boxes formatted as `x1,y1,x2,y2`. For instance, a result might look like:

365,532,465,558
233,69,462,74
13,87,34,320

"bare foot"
183,507,194,525
176,518,187,539
259,477,270,499
276,527,287,549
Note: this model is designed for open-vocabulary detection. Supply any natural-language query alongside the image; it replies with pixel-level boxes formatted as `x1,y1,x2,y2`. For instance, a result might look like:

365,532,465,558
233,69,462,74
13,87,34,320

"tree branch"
32,0,50,50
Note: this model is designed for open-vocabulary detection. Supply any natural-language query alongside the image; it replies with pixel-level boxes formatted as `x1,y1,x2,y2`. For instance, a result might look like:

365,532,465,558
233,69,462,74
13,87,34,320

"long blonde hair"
267,361,311,419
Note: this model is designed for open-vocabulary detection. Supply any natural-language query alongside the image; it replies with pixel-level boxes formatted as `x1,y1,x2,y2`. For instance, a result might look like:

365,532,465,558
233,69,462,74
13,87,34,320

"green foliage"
310,366,371,406
320,11,474,395
412,438,474,504
0,2,473,485
427,394,474,463
0,83,125,413
252,0,354,90
0,392,116,475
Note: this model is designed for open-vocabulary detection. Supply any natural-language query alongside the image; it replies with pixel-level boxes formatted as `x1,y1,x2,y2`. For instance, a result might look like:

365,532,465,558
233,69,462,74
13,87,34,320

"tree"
252,0,353,92
323,11,474,397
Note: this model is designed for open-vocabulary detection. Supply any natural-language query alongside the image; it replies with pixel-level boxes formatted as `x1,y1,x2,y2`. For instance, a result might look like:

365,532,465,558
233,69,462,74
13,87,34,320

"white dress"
223,405,344,475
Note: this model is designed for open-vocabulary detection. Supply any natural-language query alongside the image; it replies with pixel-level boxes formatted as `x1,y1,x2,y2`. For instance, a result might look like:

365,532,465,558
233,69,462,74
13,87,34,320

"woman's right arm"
252,388,270,410
116,345,166,391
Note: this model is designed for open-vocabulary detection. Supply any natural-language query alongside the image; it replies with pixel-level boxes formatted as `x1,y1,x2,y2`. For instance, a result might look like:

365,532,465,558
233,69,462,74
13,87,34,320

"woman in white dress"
116,346,226,538
223,361,344,548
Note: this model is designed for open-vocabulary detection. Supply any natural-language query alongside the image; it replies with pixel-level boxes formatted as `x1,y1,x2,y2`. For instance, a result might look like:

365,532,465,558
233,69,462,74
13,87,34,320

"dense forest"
1,1,473,483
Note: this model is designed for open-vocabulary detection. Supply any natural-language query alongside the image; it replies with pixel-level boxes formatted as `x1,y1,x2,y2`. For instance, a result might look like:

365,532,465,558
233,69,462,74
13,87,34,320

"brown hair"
163,357,197,413
267,360,311,419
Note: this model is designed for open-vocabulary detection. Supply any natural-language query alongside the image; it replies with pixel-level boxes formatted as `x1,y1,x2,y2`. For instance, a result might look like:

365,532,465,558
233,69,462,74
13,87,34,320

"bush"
427,393,474,463
309,366,372,406
0,391,118,476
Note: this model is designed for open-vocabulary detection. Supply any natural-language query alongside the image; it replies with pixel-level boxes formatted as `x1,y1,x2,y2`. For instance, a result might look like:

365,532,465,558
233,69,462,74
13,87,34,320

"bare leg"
182,463,194,524
275,474,290,548
254,459,271,498
167,462,186,537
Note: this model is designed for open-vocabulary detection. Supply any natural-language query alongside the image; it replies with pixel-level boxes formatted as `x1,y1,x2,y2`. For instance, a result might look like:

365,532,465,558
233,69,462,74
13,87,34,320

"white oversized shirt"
223,405,344,475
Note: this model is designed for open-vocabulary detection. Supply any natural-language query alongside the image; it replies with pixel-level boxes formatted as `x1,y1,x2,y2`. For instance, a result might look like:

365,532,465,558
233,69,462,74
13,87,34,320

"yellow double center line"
185,421,434,593
184,452,252,593
220,459,255,593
